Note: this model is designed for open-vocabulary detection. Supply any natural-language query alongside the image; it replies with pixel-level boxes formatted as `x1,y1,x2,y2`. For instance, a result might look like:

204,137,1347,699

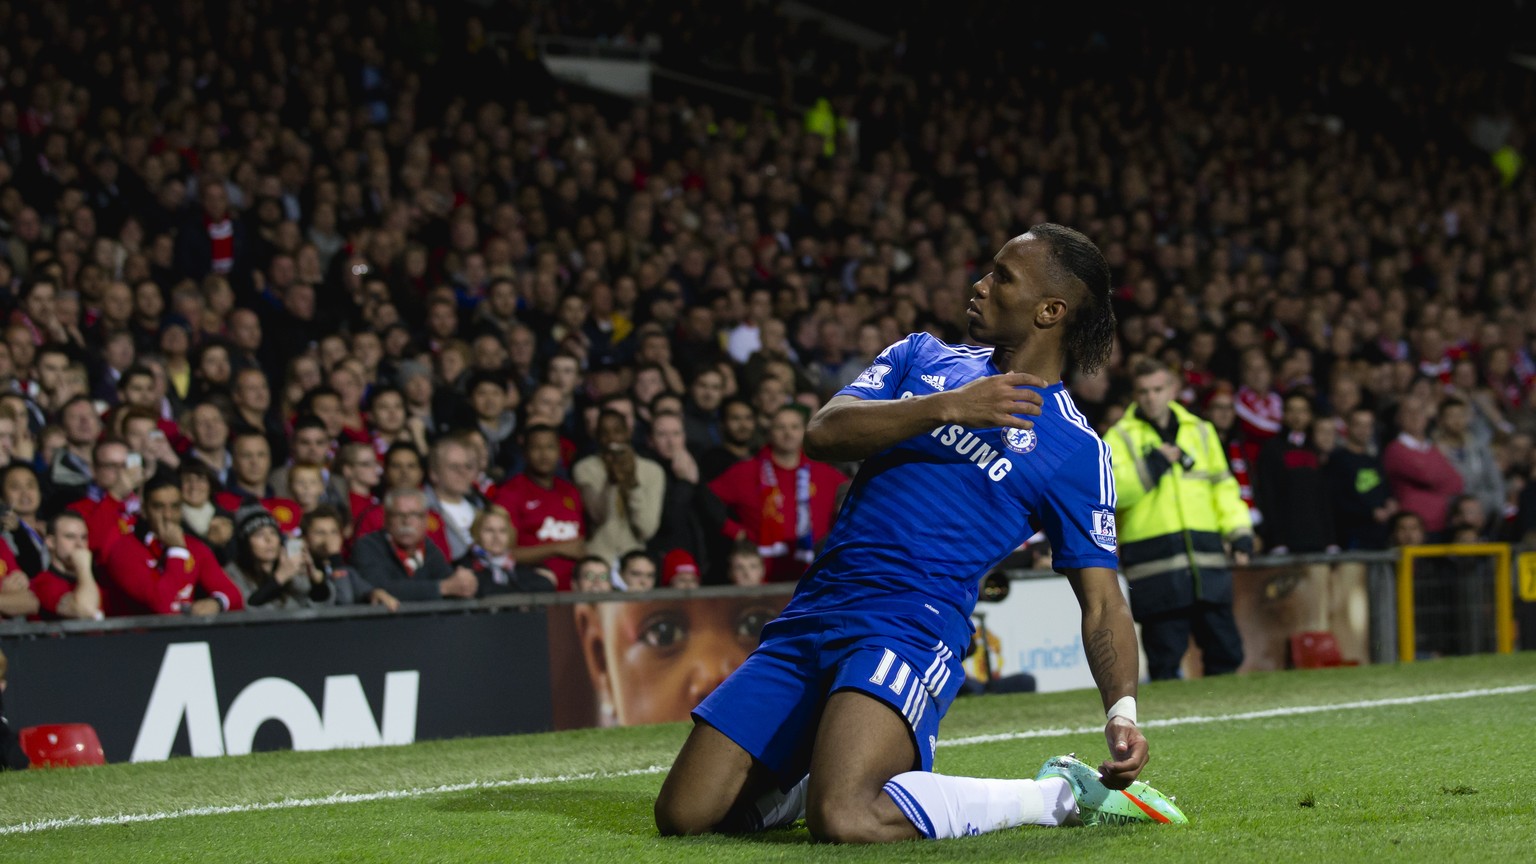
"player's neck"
991,341,1063,385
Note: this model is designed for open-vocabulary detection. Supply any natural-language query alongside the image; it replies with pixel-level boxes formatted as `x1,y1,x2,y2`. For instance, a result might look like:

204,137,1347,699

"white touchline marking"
0,765,670,837
3,683,1533,836
938,683,1536,747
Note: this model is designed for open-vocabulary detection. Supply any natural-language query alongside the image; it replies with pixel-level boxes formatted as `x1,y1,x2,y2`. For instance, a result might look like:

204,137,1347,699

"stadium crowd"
2,0,1536,621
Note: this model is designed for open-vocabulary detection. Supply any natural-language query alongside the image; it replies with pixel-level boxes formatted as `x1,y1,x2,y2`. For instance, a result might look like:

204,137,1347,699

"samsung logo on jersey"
930,424,1014,481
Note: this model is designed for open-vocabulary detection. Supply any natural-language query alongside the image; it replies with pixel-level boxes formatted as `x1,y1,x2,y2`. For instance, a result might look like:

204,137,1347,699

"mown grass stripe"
939,683,1536,747
0,765,670,836
4,683,1532,836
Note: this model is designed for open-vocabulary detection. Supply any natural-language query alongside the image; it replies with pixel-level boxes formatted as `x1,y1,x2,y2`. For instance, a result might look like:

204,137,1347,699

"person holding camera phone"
225,506,322,609
0,463,48,576
300,506,399,610
1106,360,1254,680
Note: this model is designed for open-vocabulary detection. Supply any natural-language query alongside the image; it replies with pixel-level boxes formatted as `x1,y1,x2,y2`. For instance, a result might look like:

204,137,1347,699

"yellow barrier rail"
1397,543,1513,663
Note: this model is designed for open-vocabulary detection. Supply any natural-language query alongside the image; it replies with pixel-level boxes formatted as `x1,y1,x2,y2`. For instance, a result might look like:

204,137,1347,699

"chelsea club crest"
1003,427,1037,454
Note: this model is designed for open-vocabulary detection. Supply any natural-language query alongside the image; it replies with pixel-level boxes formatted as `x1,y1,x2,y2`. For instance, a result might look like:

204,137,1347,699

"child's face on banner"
576,596,782,726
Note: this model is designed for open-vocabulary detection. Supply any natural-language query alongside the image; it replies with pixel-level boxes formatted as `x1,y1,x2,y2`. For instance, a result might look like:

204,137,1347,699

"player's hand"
1099,717,1148,789
189,598,222,616
943,372,1047,429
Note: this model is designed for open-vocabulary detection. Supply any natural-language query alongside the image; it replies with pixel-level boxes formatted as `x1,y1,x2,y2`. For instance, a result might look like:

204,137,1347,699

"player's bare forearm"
804,394,952,463
1065,567,1139,708
806,374,1046,463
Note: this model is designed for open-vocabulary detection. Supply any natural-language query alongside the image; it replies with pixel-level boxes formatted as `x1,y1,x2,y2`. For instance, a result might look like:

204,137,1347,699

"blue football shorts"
692,607,967,790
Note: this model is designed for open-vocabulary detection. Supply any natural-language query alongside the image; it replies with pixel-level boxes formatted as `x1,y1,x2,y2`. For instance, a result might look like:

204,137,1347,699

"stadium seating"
19,723,106,768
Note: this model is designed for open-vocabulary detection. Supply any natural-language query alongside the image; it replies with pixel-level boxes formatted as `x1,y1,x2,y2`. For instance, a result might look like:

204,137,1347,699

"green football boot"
1036,754,1189,826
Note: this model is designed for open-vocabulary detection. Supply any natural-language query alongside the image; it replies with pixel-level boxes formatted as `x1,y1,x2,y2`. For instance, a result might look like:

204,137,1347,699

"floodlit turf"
3,653,1534,863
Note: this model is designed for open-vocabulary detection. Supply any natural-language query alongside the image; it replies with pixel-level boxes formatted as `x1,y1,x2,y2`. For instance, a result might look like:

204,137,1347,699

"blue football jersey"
783,332,1118,647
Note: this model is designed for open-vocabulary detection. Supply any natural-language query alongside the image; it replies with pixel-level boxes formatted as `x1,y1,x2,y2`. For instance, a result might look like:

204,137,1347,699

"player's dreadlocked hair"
1027,222,1115,376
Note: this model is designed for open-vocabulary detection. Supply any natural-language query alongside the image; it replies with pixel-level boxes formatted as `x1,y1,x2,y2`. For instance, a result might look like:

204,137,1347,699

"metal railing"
1397,543,1514,661
0,582,796,639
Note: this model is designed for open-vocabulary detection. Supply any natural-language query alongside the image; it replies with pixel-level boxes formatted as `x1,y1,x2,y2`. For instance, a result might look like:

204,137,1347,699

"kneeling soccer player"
654,225,1187,842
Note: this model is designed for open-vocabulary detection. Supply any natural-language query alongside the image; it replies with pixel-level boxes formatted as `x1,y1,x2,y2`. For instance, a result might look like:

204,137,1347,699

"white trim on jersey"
934,340,993,357
1054,392,1116,508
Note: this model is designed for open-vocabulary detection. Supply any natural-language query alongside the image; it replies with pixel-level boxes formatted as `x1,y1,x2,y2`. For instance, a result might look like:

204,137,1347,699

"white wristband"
1106,696,1138,725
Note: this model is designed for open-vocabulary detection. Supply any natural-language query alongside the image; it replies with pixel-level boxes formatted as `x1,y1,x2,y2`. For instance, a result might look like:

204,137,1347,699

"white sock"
1038,776,1079,826
753,776,808,829
883,772,1053,839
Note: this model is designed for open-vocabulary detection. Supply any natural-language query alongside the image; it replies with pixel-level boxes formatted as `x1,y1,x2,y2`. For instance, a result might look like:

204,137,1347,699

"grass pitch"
2,652,1533,863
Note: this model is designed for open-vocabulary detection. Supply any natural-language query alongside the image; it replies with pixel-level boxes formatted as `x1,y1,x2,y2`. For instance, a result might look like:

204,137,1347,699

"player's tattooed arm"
1064,567,1139,707
1084,627,1117,686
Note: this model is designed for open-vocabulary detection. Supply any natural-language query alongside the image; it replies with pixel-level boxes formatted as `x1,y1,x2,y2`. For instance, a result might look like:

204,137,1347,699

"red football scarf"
206,213,234,274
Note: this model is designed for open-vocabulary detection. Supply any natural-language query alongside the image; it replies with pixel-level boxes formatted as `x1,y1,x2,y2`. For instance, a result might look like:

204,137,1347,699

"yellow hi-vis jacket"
1106,401,1254,619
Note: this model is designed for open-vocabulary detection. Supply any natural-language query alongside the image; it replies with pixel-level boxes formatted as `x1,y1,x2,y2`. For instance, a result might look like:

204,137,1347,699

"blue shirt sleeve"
834,333,925,401
1035,436,1120,571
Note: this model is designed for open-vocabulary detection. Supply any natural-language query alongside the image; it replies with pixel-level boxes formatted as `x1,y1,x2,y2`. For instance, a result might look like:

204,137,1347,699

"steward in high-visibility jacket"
1106,400,1254,621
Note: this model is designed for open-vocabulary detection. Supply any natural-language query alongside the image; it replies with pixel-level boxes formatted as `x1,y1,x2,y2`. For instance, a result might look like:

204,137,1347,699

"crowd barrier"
3,546,1529,764
0,585,794,764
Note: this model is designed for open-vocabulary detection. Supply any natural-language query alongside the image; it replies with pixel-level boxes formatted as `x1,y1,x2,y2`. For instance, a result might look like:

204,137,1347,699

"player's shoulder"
1041,388,1102,438
920,333,994,363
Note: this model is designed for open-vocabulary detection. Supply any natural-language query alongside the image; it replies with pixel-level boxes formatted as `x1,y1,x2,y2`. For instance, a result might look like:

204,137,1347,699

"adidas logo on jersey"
920,374,947,391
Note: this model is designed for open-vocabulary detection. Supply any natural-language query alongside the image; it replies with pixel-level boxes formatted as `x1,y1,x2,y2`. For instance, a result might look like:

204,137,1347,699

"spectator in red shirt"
1384,396,1465,536
336,441,384,529
493,425,586,590
351,443,451,556
1204,385,1259,523
220,430,275,505
100,476,245,616
0,535,34,619
114,367,186,452
1234,347,1282,444
28,511,102,620
708,405,848,582
77,439,142,558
